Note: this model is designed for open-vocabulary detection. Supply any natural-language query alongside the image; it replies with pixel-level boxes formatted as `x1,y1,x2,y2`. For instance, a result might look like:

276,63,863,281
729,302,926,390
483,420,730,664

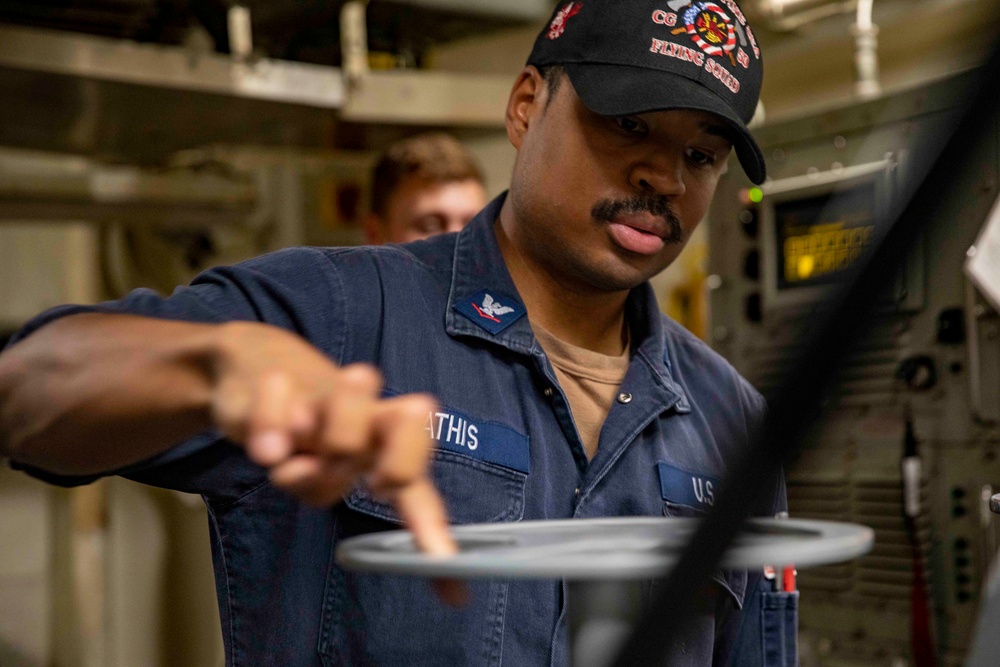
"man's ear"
505,66,546,151
363,213,386,245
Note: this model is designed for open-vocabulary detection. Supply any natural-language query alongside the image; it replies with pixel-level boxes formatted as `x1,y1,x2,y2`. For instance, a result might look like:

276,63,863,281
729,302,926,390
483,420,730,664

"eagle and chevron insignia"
453,289,526,335
474,294,515,322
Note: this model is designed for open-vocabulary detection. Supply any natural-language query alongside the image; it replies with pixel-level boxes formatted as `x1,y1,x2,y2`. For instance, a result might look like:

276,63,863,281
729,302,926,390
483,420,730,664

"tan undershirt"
531,322,630,460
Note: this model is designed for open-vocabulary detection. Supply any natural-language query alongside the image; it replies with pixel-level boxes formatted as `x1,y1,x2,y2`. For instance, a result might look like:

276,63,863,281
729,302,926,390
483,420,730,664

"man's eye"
687,148,716,167
615,116,647,135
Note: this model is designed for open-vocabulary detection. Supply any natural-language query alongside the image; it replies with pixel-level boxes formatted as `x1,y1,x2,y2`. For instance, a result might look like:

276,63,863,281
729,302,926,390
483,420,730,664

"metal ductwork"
749,0,882,98
0,1,553,67
0,0,551,162
752,0,859,30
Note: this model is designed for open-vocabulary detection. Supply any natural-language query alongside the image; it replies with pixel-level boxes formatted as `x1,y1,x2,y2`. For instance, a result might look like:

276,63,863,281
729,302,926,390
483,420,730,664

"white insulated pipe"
852,0,881,98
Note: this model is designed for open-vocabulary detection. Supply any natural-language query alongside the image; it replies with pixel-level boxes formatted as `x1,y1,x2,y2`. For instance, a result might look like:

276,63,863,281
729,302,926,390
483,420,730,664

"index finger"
367,394,437,494
393,477,457,558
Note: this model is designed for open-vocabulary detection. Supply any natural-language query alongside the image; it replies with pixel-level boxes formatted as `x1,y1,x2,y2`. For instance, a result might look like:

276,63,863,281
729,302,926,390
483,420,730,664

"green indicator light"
748,187,764,203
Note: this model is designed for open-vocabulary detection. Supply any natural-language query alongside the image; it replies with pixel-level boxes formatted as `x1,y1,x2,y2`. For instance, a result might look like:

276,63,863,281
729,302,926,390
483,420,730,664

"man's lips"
612,213,671,238
607,213,670,256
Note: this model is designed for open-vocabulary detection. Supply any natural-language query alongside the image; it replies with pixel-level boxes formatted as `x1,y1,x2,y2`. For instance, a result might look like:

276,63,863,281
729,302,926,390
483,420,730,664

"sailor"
0,0,785,664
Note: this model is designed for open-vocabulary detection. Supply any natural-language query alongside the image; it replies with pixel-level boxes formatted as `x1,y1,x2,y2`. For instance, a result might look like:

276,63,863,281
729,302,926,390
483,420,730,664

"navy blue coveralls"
9,194,790,666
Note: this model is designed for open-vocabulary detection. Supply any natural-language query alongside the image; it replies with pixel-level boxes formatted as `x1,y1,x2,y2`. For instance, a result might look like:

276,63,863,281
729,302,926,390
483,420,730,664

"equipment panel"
708,72,1000,666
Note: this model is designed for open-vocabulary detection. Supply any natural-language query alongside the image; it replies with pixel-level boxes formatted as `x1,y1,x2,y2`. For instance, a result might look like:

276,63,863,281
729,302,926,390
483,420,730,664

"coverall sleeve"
4,246,350,502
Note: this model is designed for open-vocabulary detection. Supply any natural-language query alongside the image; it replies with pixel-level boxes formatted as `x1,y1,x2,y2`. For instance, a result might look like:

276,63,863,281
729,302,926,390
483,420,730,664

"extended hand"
211,323,457,559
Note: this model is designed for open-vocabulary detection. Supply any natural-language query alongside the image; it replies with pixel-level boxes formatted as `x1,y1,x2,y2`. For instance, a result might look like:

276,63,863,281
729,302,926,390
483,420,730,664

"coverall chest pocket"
318,450,527,667
657,461,748,610
344,449,526,525
658,461,719,518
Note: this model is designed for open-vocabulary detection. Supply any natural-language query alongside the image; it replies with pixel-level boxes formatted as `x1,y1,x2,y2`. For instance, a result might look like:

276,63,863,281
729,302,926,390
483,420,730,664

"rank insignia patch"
454,289,527,335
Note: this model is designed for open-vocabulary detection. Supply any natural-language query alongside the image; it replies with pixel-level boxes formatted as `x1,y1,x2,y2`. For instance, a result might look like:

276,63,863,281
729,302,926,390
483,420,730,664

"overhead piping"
754,0,880,97
852,0,881,98
227,4,254,64
341,1,371,89
755,0,857,31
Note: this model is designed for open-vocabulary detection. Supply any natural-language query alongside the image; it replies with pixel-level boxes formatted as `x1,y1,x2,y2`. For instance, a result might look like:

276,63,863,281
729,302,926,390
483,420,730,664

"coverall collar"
445,191,685,402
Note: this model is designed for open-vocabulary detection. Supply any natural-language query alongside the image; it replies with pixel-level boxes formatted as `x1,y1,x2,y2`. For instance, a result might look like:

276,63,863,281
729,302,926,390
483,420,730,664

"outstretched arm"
0,313,455,557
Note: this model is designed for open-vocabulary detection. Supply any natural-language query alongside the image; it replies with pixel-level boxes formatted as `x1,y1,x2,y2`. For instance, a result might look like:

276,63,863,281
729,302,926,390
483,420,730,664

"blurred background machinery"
0,1,999,666
709,72,1000,665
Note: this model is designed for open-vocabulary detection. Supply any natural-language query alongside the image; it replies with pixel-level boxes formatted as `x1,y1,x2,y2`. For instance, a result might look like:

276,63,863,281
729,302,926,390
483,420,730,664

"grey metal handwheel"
338,517,873,667
338,516,874,580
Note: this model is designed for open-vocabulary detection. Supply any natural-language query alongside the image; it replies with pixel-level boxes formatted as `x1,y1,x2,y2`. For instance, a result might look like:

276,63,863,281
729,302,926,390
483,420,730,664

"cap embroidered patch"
653,1,757,95
657,462,721,510
547,2,583,40
454,289,526,335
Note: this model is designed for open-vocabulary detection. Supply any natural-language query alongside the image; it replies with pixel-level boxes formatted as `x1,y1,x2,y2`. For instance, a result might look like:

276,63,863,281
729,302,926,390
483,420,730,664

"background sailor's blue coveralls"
10,194,789,667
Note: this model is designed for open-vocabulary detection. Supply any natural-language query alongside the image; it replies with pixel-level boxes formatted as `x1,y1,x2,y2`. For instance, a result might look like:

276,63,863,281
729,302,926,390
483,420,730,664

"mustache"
591,195,684,244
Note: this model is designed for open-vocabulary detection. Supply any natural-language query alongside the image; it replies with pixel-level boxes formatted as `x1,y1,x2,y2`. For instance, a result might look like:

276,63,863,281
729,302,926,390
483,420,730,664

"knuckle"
251,375,290,416
339,364,383,393
321,402,374,451
260,368,288,385
212,389,249,434
211,397,238,428
323,430,368,455
397,393,437,421
261,371,294,398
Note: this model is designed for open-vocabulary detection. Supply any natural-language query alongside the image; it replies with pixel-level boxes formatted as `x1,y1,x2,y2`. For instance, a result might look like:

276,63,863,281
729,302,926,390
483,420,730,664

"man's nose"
629,155,686,197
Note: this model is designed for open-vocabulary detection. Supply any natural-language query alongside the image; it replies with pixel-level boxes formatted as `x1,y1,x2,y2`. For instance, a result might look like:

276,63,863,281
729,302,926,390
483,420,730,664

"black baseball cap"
528,0,766,184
